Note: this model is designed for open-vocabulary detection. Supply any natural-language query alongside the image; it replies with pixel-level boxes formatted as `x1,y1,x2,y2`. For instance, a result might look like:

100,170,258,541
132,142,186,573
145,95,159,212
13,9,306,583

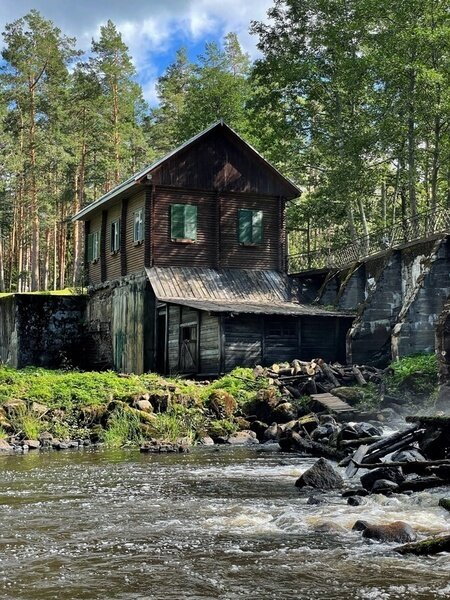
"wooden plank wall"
167,305,180,374
106,202,122,281
87,213,102,285
200,313,220,374
126,192,146,275
111,278,146,374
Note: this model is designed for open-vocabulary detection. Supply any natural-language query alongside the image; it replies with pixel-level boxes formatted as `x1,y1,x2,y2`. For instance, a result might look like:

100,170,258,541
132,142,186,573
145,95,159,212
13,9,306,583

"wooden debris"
310,392,353,414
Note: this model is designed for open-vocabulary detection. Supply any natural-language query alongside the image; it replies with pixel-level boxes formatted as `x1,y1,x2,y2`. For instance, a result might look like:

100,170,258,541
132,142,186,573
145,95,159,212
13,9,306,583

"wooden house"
73,121,353,375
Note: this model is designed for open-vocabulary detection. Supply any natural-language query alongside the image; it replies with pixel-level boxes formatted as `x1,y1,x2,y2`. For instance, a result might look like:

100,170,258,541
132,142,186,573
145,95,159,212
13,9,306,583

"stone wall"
0,294,87,368
293,234,450,366
436,297,450,409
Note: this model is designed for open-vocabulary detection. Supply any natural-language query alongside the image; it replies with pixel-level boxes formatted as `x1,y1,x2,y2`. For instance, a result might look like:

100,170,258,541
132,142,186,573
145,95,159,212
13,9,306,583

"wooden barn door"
179,323,198,373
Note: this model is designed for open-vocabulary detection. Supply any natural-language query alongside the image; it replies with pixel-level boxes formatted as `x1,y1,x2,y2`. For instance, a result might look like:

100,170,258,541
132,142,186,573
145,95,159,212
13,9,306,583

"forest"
0,0,449,292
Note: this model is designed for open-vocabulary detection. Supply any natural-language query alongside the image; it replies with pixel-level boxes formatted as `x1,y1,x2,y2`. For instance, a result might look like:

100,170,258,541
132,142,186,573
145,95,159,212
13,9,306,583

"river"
0,446,449,600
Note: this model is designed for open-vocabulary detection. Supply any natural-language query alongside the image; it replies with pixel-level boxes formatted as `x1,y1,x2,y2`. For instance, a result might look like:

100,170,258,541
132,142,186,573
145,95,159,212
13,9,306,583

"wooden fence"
288,206,450,273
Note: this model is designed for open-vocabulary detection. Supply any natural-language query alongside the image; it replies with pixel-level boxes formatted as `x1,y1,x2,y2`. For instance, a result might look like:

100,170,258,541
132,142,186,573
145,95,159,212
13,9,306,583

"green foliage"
0,426,8,440
388,354,438,396
147,406,204,444
207,367,265,405
102,405,143,448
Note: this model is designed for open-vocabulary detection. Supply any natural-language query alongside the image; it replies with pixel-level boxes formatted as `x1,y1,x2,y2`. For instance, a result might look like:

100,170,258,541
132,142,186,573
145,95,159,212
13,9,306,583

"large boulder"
227,430,259,445
391,448,426,463
360,466,405,491
295,458,344,490
360,521,417,543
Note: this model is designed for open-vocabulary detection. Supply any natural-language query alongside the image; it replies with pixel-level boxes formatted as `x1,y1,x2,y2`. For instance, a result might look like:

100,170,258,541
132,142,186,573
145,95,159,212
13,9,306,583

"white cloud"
0,0,273,103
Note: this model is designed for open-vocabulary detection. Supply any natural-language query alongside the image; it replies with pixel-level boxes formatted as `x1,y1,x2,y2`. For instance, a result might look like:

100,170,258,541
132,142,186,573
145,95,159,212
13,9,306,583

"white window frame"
111,219,120,253
134,208,144,243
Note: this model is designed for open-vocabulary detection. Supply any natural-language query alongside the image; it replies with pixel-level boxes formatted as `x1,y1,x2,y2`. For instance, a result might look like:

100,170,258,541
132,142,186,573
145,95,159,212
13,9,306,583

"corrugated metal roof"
72,121,301,222
146,267,354,318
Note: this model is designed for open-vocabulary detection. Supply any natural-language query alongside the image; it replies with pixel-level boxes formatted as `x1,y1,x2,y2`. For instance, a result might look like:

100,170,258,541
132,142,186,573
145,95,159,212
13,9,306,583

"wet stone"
295,458,344,491
347,496,364,506
360,467,405,491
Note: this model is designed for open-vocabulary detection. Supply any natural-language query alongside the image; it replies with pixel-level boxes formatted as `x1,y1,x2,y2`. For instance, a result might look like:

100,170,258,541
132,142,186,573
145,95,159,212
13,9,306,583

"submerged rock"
371,479,399,494
438,498,450,512
355,520,417,543
295,458,344,490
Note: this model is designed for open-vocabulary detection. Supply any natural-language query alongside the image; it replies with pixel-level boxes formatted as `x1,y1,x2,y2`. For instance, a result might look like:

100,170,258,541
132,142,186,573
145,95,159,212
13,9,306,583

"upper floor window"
134,208,144,243
110,219,121,253
87,230,100,262
238,209,263,245
171,204,197,242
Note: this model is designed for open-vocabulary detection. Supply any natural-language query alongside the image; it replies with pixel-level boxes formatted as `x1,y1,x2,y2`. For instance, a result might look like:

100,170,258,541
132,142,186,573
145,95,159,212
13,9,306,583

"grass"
0,288,83,298
102,405,144,448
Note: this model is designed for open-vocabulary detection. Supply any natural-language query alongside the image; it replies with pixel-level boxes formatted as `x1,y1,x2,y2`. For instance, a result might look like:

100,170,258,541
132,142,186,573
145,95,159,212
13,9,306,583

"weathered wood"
321,362,340,387
346,444,369,478
398,477,448,493
310,392,353,413
352,365,367,386
279,430,345,460
352,458,450,471
361,430,425,465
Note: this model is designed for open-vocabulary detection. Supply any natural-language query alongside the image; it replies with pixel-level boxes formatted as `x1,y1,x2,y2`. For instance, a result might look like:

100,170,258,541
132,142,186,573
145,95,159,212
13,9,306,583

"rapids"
0,446,449,600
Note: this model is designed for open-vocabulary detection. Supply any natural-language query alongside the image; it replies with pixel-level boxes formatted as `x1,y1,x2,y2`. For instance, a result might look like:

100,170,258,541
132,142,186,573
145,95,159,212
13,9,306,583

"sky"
0,0,273,104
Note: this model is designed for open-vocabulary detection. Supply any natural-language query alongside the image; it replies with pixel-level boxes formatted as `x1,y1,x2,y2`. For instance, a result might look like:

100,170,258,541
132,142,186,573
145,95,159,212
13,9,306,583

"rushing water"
0,446,449,600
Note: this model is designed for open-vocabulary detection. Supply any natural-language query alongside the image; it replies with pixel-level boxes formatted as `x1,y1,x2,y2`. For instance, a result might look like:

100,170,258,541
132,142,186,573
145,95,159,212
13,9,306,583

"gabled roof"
146,267,354,318
72,120,301,222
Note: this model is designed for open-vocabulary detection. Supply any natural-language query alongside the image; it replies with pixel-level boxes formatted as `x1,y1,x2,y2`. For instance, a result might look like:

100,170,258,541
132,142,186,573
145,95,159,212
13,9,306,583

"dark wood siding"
200,313,220,374
106,201,122,281
300,317,351,363
219,192,280,270
87,213,102,285
153,188,216,268
126,191,146,275
151,187,281,271
167,304,180,374
223,316,262,371
151,127,296,198
263,317,299,365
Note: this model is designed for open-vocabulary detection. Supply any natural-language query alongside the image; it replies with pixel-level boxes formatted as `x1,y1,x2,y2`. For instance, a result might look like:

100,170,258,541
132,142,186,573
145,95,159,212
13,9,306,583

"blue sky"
0,0,273,105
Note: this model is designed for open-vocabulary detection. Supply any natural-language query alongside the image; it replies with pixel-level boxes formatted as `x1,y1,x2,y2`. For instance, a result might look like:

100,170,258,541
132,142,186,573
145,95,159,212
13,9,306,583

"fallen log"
394,534,450,555
397,477,448,493
352,366,367,386
339,436,382,449
279,430,345,461
362,431,425,465
351,459,450,471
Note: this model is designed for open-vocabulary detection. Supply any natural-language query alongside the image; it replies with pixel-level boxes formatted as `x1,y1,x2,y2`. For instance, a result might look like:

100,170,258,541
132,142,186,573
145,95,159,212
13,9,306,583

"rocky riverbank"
0,353,439,454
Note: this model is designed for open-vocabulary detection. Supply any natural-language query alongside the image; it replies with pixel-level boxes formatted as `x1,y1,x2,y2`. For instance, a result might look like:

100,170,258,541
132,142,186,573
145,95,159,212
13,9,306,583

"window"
87,230,100,262
170,204,197,242
134,208,144,243
238,209,263,245
110,219,121,253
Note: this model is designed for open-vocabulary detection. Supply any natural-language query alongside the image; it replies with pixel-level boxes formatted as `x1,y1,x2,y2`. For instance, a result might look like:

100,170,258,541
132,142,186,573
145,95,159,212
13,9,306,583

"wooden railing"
288,206,450,273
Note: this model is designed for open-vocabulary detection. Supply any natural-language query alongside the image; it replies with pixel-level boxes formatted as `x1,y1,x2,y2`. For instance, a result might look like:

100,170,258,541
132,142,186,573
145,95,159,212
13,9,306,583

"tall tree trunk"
113,76,120,185
407,67,417,220
430,116,441,212
29,81,40,290
0,224,5,292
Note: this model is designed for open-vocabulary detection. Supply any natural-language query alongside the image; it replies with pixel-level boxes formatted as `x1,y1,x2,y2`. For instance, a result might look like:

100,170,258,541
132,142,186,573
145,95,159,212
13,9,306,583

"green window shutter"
252,210,263,244
238,209,252,243
171,204,185,239
184,204,197,240
87,233,93,262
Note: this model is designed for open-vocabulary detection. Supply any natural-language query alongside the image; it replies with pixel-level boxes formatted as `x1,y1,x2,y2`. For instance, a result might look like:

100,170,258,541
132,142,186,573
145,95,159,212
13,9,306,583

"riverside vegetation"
0,354,439,452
